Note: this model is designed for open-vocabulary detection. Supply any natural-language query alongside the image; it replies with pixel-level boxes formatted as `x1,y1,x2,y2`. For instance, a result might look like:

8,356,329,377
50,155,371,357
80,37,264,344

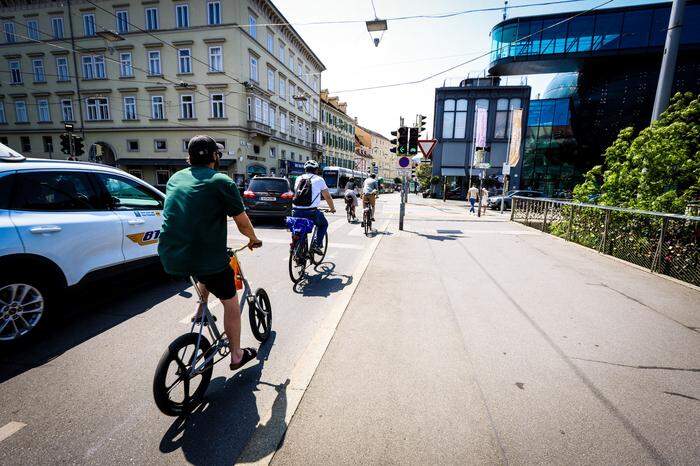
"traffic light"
397,126,408,155
390,129,398,154
408,127,419,155
417,114,427,135
73,135,84,158
60,133,72,155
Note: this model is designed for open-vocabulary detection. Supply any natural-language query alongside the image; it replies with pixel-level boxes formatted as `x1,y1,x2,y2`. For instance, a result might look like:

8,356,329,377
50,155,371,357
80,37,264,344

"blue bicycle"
286,213,329,284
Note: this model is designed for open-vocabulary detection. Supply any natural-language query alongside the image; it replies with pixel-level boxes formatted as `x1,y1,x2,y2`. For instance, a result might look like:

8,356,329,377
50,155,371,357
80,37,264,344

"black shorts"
195,265,236,301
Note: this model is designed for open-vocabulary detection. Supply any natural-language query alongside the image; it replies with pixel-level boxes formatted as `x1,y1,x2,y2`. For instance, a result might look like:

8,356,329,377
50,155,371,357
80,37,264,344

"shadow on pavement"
159,332,285,465
403,230,460,242
0,269,188,384
292,262,353,297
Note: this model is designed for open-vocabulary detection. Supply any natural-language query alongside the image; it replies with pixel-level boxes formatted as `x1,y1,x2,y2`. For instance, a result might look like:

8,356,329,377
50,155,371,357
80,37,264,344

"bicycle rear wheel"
250,288,272,342
288,239,307,283
153,333,213,416
311,230,328,265
364,210,371,236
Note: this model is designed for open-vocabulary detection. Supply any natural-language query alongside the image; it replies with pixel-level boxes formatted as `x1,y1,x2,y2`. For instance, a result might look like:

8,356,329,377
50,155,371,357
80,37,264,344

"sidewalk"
271,196,700,465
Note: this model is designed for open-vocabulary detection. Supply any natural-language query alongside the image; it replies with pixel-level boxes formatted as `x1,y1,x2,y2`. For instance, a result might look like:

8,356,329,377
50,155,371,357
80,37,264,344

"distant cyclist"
344,177,358,218
362,173,379,222
159,135,262,371
292,160,336,255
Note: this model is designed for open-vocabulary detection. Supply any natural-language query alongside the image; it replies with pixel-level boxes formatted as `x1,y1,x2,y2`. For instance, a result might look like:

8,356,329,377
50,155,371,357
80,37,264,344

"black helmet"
188,135,218,165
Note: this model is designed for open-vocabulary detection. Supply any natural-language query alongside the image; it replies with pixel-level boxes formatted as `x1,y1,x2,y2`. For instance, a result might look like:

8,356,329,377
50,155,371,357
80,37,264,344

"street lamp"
365,19,387,47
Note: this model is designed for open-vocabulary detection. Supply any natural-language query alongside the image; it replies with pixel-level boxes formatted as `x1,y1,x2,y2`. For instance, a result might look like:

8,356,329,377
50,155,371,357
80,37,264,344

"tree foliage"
573,92,700,214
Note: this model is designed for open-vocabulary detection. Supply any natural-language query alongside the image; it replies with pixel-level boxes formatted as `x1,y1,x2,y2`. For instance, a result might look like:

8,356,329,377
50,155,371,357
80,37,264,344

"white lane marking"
236,217,392,465
0,422,26,443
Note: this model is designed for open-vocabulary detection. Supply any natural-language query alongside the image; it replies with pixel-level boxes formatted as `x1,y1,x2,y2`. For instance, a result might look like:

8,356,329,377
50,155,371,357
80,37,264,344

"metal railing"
511,197,700,287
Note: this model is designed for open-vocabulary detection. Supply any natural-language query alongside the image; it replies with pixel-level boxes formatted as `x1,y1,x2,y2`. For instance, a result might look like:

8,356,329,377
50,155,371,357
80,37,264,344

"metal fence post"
525,200,531,225
510,198,516,221
567,205,575,241
651,217,668,272
542,201,550,232
600,210,610,253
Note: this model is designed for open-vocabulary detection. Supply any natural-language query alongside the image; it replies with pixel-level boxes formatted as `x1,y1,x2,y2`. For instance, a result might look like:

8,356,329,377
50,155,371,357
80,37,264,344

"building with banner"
489,0,700,195
356,124,395,180
431,77,531,194
0,0,324,191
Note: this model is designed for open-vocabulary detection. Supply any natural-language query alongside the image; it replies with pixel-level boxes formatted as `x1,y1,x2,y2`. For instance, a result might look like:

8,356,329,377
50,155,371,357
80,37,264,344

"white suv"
0,143,165,343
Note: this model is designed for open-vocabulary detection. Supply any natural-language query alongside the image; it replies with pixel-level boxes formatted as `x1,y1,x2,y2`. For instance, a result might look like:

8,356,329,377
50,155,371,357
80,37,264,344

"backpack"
294,175,315,207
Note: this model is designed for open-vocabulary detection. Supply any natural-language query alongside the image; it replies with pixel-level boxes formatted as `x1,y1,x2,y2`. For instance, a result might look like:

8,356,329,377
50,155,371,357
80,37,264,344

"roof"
0,157,129,174
356,125,390,142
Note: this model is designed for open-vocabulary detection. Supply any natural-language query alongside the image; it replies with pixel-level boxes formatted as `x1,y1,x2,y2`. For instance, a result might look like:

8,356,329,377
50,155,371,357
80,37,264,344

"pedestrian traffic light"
390,129,398,154
408,127,419,155
60,133,72,155
397,126,408,155
73,135,84,158
417,114,427,134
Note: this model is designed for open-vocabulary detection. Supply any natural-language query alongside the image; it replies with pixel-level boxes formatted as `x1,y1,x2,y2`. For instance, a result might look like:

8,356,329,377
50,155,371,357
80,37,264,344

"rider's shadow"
293,262,353,297
159,331,287,465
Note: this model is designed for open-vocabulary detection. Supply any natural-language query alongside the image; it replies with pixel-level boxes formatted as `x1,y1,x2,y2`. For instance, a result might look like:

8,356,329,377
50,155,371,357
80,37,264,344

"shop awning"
441,167,466,177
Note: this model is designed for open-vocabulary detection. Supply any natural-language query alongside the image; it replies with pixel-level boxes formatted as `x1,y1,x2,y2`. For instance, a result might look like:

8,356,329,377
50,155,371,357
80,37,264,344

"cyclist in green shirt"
159,135,262,370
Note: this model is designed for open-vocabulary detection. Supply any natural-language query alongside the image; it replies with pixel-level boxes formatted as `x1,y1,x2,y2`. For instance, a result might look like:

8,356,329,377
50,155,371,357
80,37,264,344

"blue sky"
275,0,664,137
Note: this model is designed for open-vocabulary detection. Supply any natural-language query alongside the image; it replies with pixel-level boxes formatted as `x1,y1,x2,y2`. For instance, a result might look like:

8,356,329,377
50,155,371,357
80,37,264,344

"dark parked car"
445,187,467,201
488,190,543,210
243,177,294,219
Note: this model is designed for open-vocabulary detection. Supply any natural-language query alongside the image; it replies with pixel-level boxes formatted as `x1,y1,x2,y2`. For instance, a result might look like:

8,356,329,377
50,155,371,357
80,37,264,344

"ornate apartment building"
319,89,355,170
355,124,395,180
0,0,325,189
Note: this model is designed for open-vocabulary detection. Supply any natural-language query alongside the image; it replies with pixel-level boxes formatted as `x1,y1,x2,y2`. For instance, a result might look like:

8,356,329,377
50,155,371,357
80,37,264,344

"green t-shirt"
158,166,245,276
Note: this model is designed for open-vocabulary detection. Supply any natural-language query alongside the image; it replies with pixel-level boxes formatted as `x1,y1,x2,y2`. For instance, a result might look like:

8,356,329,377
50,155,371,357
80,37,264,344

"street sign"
398,156,411,168
397,168,411,176
502,163,511,175
417,139,436,158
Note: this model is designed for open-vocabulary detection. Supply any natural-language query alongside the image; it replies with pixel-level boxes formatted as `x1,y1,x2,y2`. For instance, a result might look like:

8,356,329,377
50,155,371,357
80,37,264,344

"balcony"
247,120,272,138
312,142,324,154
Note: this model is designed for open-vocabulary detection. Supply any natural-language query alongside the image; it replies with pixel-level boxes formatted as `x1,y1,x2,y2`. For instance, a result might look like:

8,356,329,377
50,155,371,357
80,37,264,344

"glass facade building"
490,1,700,195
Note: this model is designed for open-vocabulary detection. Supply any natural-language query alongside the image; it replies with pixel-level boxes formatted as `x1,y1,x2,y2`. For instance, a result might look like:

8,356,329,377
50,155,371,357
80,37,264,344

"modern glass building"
490,1,700,195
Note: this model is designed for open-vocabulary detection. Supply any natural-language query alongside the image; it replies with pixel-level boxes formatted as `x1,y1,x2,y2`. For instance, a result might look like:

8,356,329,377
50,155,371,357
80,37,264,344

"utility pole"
66,0,86,144
651,0,686,121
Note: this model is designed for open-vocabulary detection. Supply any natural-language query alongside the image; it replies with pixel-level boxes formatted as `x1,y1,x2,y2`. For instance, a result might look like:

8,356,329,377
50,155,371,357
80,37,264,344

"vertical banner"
508,108,523,167
475,107,488,148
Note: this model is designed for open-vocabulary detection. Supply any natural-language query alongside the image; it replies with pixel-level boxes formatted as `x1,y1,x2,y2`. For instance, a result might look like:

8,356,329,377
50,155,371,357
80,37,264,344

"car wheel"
0,274,54,344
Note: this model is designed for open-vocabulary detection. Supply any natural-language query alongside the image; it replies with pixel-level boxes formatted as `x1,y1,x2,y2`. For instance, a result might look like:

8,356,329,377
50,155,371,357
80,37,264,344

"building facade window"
119,52,133,77
267,68,275,92
37,99,50,122
123,96,137,120
249,55,258,81
0,101,6,124
127,140,139,151
116,10,129,34
4,22,16,43
27,20,39,40
278,41,285,62
145,8,159,30
56,57,69,81
288,51,294,71
15,101,28,122
288,83,295,104
175,4,189,28
266,30,274,53
249,14,257,38
148,51,161,75
86,97,110,121
82,55,106,79
441,99,468,139
211,93,225,118
20,136,31,153
269,107,275,130
207,1,221,25
61,99,74,121
279,77,286,98
180,94,195,119
208,46,223,72
177,49,191,73
9,60,21,84
279,112,286,133
151,95,164,119
33,59,46,82
43,136,53,153
83,13,96,37
154,140,167,151
51,17,64,39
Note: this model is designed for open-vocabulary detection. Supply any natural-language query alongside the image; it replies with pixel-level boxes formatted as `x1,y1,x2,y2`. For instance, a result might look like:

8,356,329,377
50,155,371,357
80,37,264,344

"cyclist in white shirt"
362,174,379,221
292,160,336,254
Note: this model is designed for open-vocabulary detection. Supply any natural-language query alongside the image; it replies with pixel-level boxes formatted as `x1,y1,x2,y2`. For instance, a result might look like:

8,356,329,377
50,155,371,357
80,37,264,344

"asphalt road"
0,195,396,465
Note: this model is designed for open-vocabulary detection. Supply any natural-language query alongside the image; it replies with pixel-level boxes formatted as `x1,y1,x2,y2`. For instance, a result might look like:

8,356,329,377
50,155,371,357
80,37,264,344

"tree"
573,92,700,214
393,177,401,184
415,163,433,191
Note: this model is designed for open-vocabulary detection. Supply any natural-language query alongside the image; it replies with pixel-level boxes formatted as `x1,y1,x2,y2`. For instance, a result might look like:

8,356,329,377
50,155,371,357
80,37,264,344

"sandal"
230,347,258,371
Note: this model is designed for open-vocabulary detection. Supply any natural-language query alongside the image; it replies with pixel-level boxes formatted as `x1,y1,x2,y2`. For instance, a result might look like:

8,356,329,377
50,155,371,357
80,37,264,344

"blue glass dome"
542,73,578,99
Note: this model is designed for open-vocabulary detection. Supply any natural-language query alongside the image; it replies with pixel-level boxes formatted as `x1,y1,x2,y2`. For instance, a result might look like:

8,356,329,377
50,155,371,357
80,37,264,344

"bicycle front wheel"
288,239,307,283
250,288,272,342
311,231,328,265
153,333,213,416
